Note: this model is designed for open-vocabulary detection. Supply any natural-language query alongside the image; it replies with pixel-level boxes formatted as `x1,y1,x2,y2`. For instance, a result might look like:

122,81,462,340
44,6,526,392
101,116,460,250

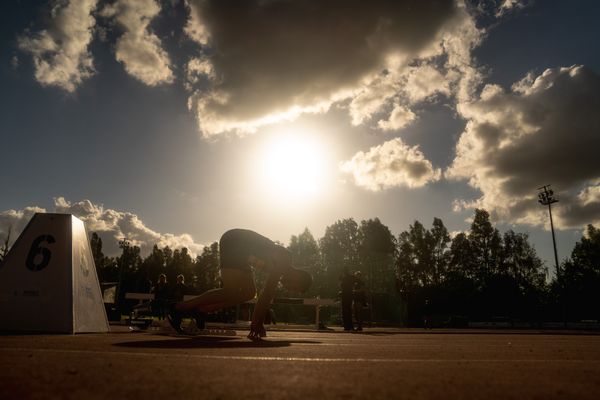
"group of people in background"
340,269,367,332
151,273,188,320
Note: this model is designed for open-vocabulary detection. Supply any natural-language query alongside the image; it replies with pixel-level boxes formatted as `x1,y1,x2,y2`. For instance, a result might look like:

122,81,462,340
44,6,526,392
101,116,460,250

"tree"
168,247,194,282
319,219,360,297
429,217,451,284
288,228,322,296
358,218,398,321
115,241,142,301
88,232,119,283
396,211,549,323
571,225,600,273
448,232,475,279
141,244,167,283
468,209,502,284
0,225,12,263
358,218,396,294
194,242,220,293
560,225,600,320
117,243,142,272
503,230,547,318
460,214,546,321
396,219,452,325
162,246,174,270
90,232,110,269
500,230,547,289
396,220,434,289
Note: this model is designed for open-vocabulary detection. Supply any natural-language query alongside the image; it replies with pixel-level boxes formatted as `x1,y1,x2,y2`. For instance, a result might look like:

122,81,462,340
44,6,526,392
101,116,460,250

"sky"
1,0,600,272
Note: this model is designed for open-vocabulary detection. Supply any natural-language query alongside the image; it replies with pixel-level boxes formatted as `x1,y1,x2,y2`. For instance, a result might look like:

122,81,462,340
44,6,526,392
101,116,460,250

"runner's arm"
248,270,281,340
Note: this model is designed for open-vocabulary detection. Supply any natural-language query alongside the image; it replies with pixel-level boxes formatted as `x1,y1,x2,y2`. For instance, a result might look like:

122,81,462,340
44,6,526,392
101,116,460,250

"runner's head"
281,268,312,293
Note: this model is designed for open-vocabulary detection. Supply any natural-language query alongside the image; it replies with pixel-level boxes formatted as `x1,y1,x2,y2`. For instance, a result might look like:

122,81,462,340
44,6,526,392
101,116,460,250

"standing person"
152,274,169,320
340,269,355,331
169,274,199,330
171,274,188,302
423,299,432,329
353,271,367,332
170,229,312,340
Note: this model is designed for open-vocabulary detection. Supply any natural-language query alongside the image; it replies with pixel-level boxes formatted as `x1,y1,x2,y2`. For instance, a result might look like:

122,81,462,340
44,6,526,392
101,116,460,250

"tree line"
88,209,599,325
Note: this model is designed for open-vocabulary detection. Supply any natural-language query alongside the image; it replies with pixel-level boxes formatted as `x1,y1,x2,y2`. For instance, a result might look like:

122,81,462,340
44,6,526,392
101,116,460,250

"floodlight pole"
537,185,559,277
547,201,559,275
537,185,564,326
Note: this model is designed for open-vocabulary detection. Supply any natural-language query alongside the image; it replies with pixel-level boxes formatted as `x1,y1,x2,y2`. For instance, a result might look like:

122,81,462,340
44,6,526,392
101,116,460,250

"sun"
256,132,330,204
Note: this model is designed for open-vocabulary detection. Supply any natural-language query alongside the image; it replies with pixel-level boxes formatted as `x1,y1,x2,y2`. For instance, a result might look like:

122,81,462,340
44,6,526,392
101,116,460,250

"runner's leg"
175,268,256,313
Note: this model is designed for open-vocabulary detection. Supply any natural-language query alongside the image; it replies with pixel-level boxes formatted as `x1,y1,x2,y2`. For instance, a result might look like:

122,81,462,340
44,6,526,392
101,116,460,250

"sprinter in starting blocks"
169,229,312,341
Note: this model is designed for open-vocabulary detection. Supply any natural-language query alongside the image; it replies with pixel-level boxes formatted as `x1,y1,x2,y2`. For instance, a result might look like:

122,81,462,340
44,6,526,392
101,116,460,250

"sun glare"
256,132,329,204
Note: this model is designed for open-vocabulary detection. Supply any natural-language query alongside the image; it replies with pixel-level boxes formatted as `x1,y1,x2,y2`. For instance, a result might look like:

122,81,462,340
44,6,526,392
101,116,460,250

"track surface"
2,327,600,399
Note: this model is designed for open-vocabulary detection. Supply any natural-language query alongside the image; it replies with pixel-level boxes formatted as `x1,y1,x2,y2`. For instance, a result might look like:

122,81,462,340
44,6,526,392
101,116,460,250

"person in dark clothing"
168,274,199,330
172,229,312,340
352,271,367,331
423,299,432,329
152,274,169,320
171,274,188,302
340,269,355,331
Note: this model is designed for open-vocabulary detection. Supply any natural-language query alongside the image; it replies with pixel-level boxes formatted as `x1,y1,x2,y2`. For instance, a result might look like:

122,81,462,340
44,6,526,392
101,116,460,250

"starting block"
0,213,109,333
182,321,237,336
128,317,236,337
148,319,237,336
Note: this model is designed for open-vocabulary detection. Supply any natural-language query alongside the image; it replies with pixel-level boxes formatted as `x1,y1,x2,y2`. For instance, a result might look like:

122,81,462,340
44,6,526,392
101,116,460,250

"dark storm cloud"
185,0,459,135
448,65,600,228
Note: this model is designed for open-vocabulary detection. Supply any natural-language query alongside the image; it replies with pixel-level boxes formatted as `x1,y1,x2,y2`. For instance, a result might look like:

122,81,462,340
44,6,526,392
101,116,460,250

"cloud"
11,55,19,70
18,1,491,137
495,0,528,17
404,64,451,103
100,0,174,86
185,0,461,137
53,197,204,256
347,61,450,129
377,103,417,131
184,57,215,91
0,206,47,249
183,0,209,46
348,71,400,127
439,2,484,104
340,138,441,191
0,198,205,257
447,65,600,229
347,51,467,131
17,0,97,92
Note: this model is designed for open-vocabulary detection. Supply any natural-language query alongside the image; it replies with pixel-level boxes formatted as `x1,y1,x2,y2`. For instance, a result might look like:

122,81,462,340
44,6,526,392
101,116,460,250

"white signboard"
0,213,109,333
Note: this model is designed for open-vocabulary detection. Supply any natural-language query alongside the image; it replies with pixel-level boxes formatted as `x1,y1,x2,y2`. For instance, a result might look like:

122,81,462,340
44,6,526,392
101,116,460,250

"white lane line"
2,347,600,363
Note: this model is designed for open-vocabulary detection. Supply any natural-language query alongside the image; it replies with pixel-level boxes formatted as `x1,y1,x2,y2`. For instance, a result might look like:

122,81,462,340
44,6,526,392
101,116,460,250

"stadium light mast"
537,185,559,277
538,185,567,326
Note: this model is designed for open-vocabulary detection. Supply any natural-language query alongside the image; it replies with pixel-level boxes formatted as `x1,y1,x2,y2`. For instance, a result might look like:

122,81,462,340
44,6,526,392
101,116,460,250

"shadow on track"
114,337,321,349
